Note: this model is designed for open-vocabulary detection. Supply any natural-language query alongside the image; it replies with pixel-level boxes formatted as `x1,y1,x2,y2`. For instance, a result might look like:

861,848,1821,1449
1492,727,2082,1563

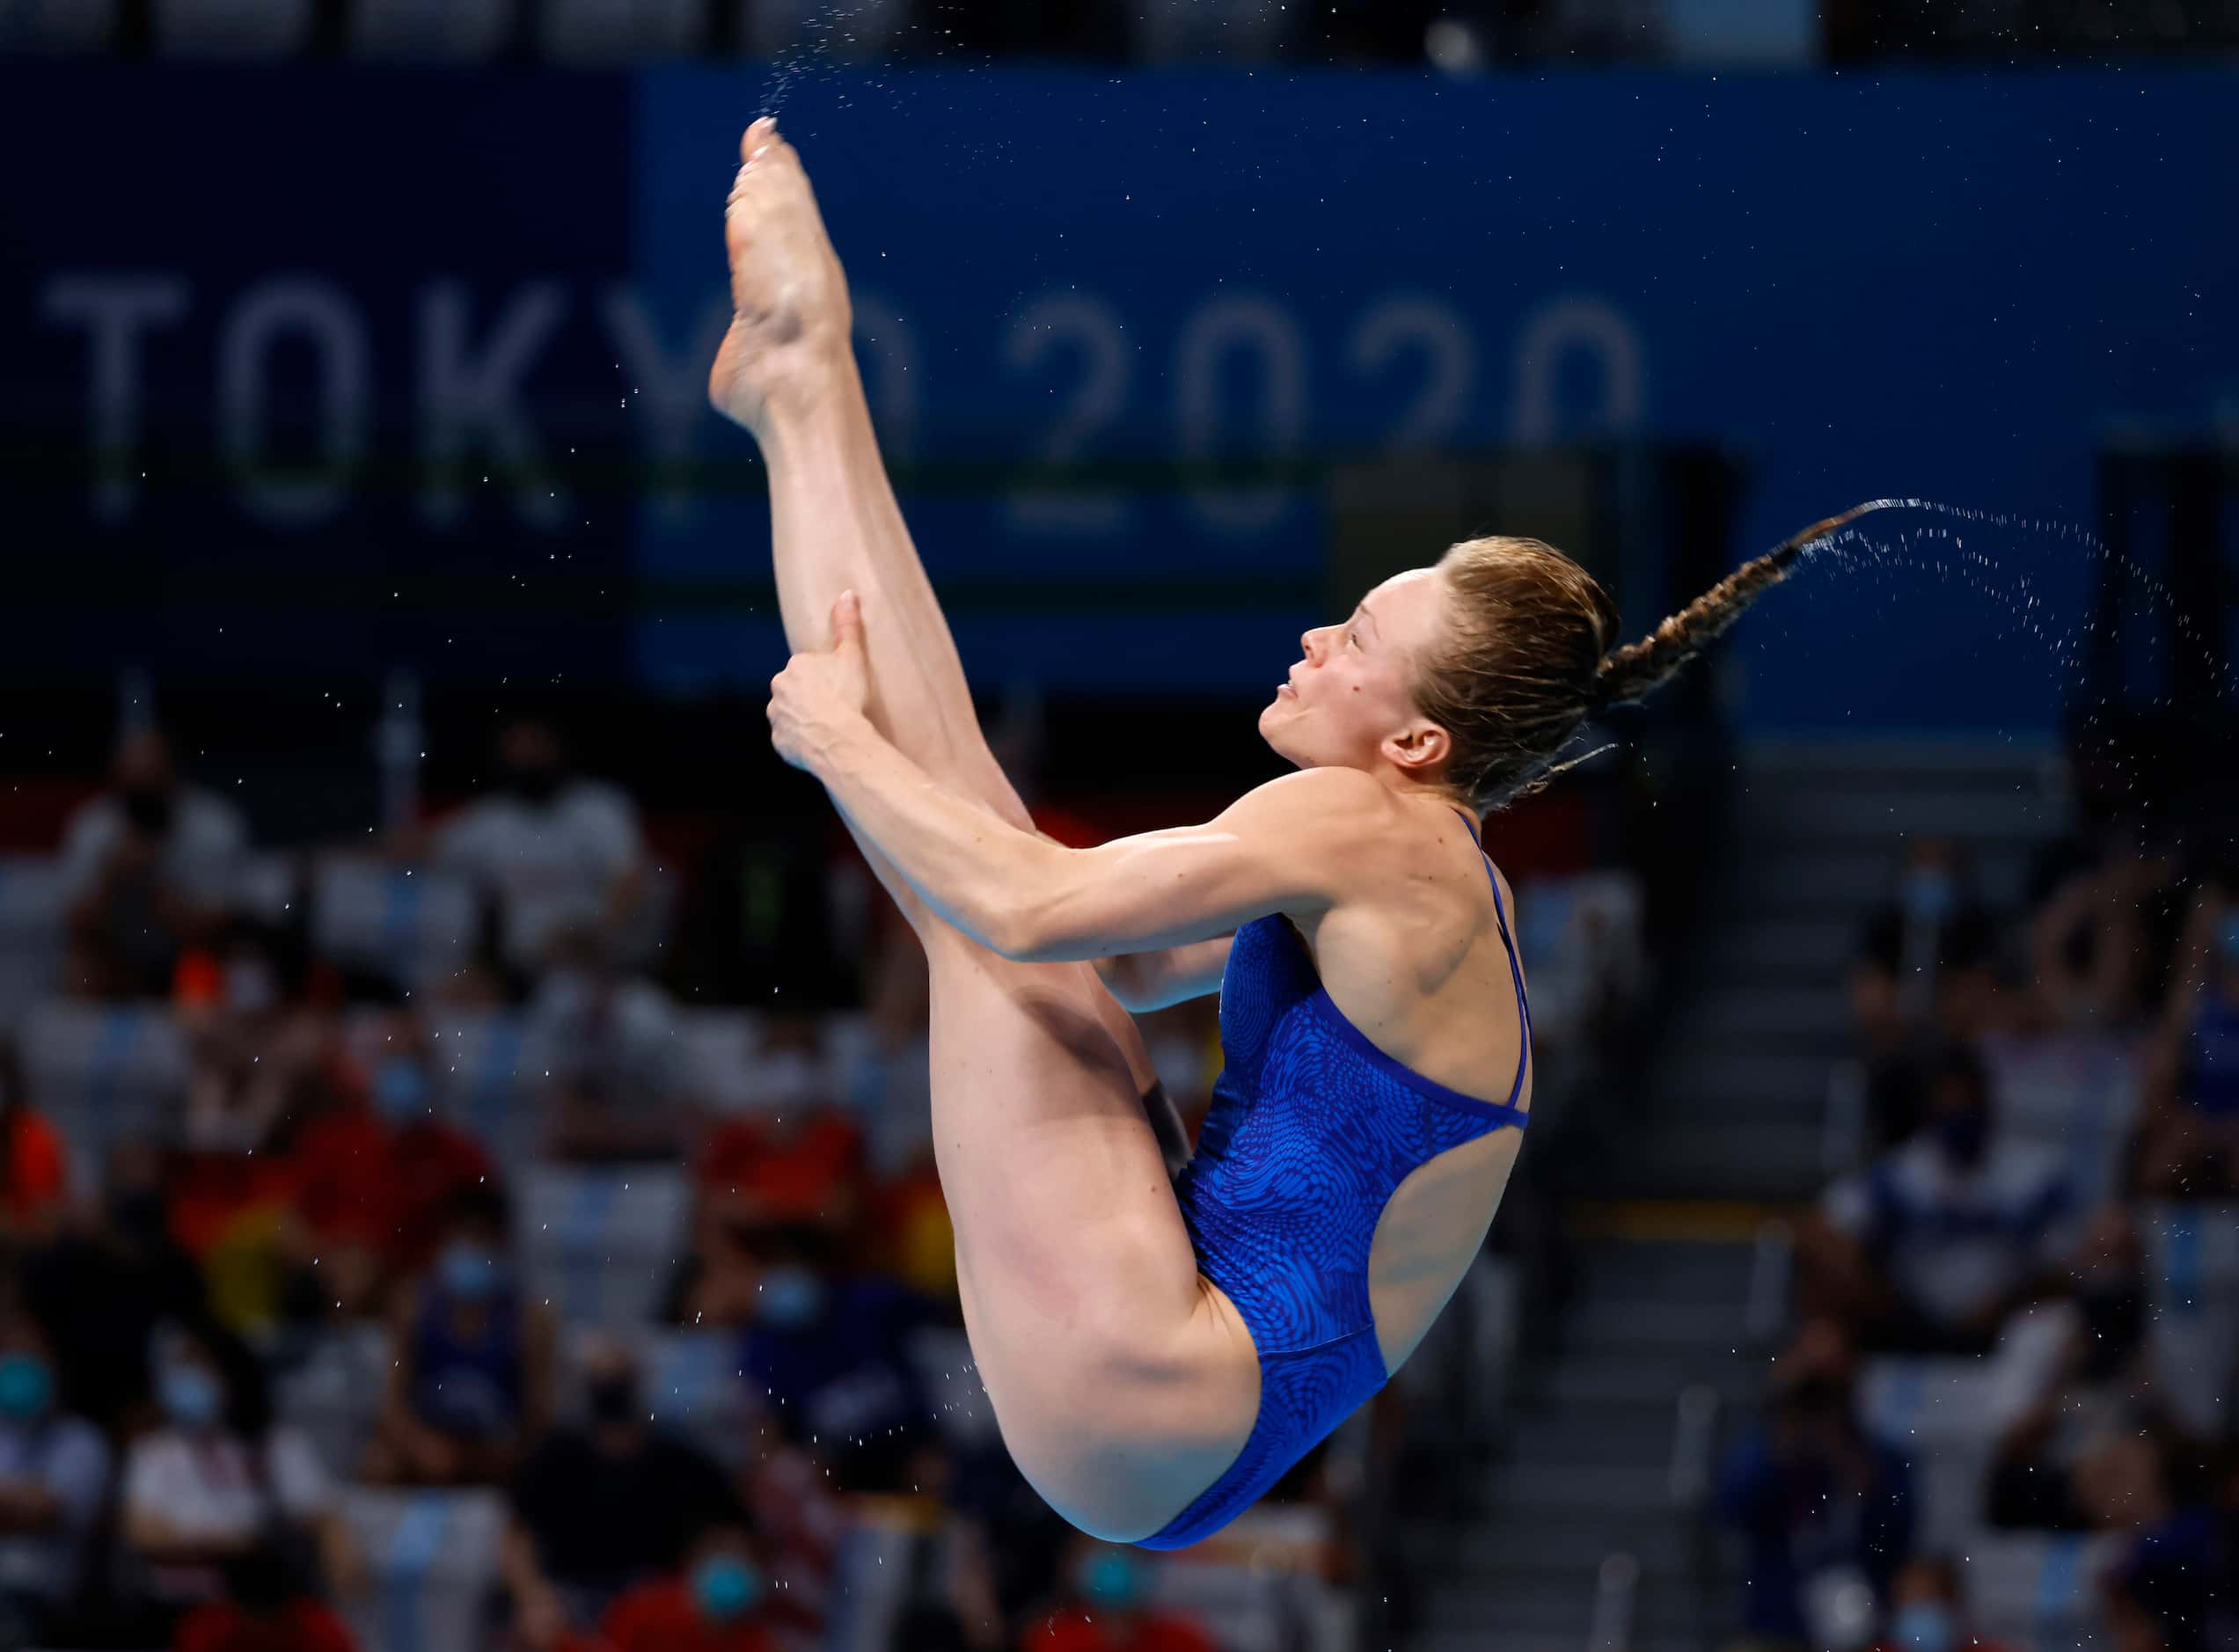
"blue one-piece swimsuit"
1135,808,1533,1551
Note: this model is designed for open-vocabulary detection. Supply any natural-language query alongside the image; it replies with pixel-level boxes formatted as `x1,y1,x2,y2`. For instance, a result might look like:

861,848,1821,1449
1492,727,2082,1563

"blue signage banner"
4,62,2230,732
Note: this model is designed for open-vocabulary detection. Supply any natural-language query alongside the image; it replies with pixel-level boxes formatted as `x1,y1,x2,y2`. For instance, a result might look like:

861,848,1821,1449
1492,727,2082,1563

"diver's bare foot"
709,116,853,434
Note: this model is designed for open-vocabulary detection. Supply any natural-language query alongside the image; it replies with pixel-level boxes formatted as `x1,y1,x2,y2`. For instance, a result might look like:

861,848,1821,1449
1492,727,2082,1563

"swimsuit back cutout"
1140,807,1530,1548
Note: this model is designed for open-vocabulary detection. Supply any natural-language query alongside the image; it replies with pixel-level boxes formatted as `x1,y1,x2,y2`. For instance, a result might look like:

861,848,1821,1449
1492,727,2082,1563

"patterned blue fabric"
1137,810,1530,1550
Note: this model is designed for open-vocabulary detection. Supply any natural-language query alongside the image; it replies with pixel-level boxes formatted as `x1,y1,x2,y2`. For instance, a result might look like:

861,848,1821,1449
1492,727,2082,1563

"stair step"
1686,982,1853,1045
1599,1118,1827,1201
1647,1051,1837,1122
1483,1462,1673,1514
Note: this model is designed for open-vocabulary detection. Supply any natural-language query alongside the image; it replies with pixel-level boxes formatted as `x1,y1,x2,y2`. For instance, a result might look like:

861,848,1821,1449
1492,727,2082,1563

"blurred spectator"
1017,1537,1213,1652
1869,1556,2017,1652
1716,1319,1913,1647
2025,850,2171,1036
1850,838,2002,1146
582,1502,782,1652
530,927,688,1160
1987,1208,2181,1531
59,727,248,1000
172,1542,357,1652
732,1215,940,1495
428,718,649,990
501,1336,736,1648
2079,1432,2218,1652
119,1320,359,1636
0,1305,110,1644
1800,1043,2074,1354
176,923,333,1153
23,1139,210,1431
2137,885,2239,1196
363,1181,552,1486
0,1040,70,1243
285,1006,492,1314
677,1017,867,1327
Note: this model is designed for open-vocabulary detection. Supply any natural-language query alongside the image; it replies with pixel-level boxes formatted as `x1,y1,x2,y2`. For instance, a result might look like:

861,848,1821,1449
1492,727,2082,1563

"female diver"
715,117,1855,1547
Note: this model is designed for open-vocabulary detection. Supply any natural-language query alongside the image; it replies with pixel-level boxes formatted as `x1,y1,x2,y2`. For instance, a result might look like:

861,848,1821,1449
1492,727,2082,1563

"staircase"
1392,740,2073,1652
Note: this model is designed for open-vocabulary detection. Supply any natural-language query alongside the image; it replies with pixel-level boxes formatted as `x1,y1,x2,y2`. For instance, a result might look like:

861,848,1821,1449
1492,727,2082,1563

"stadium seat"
337,1487,508,1652
2140,1202,2239,1437
908,1326,998,1450
422,1011,546,1171
273,1321,392,1483
537,0,703,62
559,1325,767,1467
677,1007,766,1115
310,856,479,997
0,857,68,1030
18,999,190,1175
347,0,514,59
1959,1531,2121,1652
1979,1029,2140,1205
0,0,115,55
153,0,315,56
1857,1356,2007,1550
519,1165,691,1326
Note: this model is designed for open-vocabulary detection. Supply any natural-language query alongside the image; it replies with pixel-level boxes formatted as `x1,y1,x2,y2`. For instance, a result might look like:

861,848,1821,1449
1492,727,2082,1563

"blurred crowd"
1716,824,2239,1652
0,0,2226,67
0,714,1387,1652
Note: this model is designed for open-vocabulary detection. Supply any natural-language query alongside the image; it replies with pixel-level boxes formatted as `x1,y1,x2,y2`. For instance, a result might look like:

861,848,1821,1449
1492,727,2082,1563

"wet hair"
1410,508,1867,812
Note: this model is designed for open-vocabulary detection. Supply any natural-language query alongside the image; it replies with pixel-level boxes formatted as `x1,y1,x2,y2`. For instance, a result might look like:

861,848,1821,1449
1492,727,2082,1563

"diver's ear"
1383,720,1451,778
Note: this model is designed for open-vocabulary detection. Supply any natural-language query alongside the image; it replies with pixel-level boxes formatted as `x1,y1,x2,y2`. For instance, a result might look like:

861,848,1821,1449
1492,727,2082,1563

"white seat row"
335,1485,508,1652
1978,1030,2142,1206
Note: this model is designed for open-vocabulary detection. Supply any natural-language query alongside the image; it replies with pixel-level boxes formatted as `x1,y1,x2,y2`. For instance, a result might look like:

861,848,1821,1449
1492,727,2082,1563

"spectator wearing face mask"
428,718,649,991
1716,1319,1915,1648
1869,1557,2017,1652
0,1309,109,1644
119,1321,358,1636
1017,1539,1212,1652
583,1509,780,1652
23,1140,210,1432
363,1183,552,1486
677,1020,867,1327
1798,1044,2076,1354
1987,1208,2178,1531
501,1338,736,1649
58,727,249,1001
1851,840,2005,1147
2138,887,2239,1198
734,1217,939,1495
286,1008,493,1314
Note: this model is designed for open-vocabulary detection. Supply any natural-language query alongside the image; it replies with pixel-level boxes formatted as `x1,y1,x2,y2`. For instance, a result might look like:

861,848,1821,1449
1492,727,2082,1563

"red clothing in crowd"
698,1114,864,1224
291,1107,492,1271
174,1599,356,1652
1020,1610,1218,1652
594,1581,778,1652
0,1107,68,1221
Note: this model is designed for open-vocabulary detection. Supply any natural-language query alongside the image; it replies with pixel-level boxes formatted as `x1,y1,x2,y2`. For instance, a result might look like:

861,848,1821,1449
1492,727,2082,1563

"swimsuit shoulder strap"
1452,808,1533,1110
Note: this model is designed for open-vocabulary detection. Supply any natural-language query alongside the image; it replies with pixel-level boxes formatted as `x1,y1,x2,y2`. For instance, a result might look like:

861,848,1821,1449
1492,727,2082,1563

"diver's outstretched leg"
711,121,1254,1540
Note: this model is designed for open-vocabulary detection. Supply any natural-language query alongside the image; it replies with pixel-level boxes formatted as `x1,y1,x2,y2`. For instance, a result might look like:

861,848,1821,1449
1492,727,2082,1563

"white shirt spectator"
122,1424,333,1546
1822,1135,2076,1327
56,787,248,910
434,780,644,973
0,1414,109,1602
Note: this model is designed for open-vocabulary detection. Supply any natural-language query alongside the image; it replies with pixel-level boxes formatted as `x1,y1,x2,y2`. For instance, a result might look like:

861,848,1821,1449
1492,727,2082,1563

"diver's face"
1259,567,1445,771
